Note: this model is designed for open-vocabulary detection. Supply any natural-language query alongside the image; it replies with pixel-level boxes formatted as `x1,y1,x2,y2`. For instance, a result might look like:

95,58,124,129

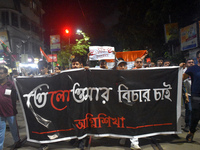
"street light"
64,28,70,45
76,29,89,41
76,29,82,34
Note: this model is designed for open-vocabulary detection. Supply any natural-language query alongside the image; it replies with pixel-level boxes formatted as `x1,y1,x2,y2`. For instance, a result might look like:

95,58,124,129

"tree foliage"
112,0,200,62
57,31,91,68
72,31,91,56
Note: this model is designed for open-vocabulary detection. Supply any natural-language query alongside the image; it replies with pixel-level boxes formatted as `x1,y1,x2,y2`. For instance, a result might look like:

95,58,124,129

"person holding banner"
0,67,22,150
116,60,127,70
37,60,51,150
51,66,61,75
182,58,194,132
38,60,51,75
70,57,89,150
116,60,141,150
54,66,61,73
182,50,200,143
99,60,108,69
71,57,83,69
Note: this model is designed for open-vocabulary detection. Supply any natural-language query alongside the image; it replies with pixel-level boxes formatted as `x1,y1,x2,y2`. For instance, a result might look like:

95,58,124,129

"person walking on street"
0,67,21,150
182,50,200,142
182,58,194,132
117,60,141,150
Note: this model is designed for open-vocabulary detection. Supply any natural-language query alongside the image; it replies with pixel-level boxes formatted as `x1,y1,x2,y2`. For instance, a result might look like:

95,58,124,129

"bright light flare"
65,29,69,34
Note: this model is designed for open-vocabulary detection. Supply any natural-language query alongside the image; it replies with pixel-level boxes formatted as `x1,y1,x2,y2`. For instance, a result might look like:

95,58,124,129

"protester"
143,63,149,68
38,60,51,75
141,51,148,60
163,60,171,66
51,66,61,75
117,60,141,150
37,60,50,150
71,57,83,69
9,69,19,81
182,58,194,132
132,57,143,69
0,67,21,150
149,62,155,67
70,57,89,150
156,57,164,67
54,66,61,73
182,50,200,142
99,60,108,69
116,60,127,70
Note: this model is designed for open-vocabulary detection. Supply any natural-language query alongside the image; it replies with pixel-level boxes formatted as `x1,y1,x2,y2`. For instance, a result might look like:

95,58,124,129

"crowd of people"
1,50,200,150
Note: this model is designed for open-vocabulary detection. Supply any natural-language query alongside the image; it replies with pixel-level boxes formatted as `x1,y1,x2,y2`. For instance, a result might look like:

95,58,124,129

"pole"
51,50,53,72
69,35,70,46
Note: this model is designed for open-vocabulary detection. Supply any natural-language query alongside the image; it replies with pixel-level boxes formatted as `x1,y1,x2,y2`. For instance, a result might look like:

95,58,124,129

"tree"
72,30,91,57
57,44,72,69
112,0,200,61
57,31,91,68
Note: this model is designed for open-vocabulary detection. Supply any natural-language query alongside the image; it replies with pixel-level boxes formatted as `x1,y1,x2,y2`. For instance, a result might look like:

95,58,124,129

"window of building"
11,12,19,27
1,11,9,26
29,0,41,16
21,16,30,30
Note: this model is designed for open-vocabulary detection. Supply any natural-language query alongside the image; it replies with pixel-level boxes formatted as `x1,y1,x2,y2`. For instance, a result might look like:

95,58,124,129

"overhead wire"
77,0,89,27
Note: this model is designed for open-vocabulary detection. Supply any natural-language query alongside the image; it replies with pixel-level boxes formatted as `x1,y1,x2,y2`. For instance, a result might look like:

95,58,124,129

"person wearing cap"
116,60,127,70
117,60,141,150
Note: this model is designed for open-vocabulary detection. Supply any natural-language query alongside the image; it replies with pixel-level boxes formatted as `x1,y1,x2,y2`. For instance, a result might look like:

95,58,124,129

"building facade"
0,0,44,66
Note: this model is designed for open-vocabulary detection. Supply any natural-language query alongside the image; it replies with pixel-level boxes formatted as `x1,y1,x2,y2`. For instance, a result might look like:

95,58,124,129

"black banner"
14,67,182,143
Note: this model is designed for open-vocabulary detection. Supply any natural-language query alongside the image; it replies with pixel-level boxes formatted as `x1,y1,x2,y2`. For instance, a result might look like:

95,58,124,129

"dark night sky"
41,0,119,47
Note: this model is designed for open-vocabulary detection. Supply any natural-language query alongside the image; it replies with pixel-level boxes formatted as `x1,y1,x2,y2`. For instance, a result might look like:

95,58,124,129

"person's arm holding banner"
179,62,189,81
86,52,91,66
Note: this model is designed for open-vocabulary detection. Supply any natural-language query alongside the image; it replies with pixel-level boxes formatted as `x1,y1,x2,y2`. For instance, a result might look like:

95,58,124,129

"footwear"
38,144,48,150
186,132,194,143
183,126,190,132
13,140,22,149
130,143,141,150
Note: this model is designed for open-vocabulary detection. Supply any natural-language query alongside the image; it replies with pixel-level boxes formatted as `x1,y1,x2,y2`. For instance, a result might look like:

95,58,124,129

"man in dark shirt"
182,50,200,142
0,67,21,150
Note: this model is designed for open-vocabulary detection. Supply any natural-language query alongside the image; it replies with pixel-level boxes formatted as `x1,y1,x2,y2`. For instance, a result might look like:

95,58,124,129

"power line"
77,0,88,27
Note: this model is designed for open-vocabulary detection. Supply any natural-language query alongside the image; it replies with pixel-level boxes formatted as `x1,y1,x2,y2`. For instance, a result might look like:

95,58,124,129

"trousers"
185,96,192,127
0,116,20,150
190,96,200,133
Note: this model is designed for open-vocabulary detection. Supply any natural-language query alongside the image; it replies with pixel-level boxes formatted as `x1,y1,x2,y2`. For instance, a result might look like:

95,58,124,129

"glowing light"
65,29,69,34
19,63,38,68
76,29,82,34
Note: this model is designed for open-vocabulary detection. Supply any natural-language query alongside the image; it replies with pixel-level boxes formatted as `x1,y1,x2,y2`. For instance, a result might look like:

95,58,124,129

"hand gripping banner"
14,67,182,144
